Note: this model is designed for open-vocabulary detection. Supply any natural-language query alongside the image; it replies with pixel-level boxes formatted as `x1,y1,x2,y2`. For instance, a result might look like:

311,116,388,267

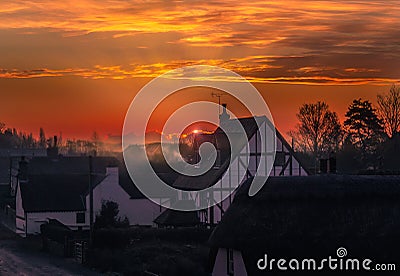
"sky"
1,0,399,141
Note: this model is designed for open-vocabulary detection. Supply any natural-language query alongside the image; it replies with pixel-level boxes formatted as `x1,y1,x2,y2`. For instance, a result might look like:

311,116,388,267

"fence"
74,240,88,264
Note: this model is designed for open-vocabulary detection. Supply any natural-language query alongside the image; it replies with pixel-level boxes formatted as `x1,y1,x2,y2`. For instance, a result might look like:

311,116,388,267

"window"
227,248,234,275
76,212,85,224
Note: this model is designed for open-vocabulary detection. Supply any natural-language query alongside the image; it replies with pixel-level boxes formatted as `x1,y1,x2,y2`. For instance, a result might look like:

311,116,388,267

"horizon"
1,83,393,140
1,1,399,140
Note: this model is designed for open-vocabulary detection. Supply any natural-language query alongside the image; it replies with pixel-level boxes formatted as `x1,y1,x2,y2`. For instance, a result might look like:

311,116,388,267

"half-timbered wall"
202,120,308,225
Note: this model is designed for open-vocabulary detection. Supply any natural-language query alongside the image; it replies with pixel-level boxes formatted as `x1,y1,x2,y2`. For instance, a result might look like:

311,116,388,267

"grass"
89,240,210,276
87,227,211,276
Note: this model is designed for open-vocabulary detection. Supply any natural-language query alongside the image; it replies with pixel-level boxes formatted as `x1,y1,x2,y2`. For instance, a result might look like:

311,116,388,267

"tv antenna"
211,92,225,114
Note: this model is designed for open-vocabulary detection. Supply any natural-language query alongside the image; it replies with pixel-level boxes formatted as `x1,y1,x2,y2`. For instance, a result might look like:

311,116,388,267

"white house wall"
15,181,25,236
89,167,163,226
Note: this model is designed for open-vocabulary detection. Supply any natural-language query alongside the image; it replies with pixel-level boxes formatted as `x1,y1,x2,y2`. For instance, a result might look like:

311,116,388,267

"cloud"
1,55,398,85
1,1,400,85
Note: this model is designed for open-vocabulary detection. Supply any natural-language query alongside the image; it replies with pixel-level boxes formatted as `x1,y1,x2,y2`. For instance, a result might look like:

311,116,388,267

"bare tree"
291,101,343,171
0,122,5,133
91,131,100,154
377,84,400,138
39,127,46,148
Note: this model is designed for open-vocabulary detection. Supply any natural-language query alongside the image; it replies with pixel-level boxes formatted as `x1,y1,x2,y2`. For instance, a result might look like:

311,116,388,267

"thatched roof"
210,175,400,247
208,175,400,273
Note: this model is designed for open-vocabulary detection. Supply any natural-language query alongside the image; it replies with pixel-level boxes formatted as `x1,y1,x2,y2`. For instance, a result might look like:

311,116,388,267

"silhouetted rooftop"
208,175,400,274
210,175,400,248
20,174,105,212
26,156,120,175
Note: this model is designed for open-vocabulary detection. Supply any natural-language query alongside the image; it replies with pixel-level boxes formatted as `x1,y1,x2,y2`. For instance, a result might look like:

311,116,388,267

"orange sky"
1,1,399,141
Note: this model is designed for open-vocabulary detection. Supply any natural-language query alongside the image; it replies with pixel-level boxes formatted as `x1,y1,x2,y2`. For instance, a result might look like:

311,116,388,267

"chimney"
219,103,230,125
18,156,28,181
329,152,337,174
46,135,59,158
319,153,337,174
319,158,328,174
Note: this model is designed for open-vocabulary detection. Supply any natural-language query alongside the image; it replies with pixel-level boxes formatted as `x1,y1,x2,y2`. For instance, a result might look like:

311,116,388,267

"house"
13,108,308,233
208,175,400,276
169,110,309,225
16,173,104,235
15,156,164,236
15,156,119,236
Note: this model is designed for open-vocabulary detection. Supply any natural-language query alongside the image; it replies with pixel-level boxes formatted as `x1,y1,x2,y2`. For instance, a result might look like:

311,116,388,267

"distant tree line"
0,124,104,155
290,84,400,174
0,124,40,149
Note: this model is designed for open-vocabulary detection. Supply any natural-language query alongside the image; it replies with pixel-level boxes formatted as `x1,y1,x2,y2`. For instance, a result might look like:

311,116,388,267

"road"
0,225,100,276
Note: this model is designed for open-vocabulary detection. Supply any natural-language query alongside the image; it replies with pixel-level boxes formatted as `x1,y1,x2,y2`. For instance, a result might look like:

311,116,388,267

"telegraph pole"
89,155,94,248
9,156,12,195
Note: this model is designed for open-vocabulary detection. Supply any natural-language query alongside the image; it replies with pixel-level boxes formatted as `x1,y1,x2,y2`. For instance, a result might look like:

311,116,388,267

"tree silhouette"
91,131,103,154
344,98,384,163
39,127,46,148
377,84,400,138
291,101,343,173
94,200,129,229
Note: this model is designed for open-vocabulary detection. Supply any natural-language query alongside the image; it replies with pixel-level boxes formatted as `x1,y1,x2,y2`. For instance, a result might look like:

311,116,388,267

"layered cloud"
0,56,397,85
1,1,399,84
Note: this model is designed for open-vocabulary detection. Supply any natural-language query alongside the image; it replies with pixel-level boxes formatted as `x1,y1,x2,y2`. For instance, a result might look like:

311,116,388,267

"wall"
89,167,163,226
15,180,25,236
